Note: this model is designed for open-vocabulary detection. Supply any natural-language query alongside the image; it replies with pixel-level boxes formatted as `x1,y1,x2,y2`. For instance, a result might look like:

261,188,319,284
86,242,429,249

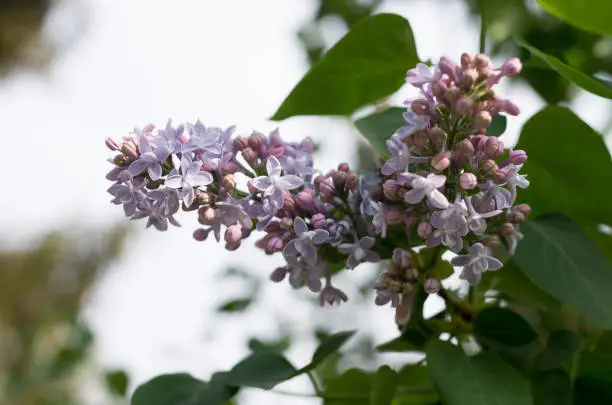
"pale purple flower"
107,171,146,216
373,284,401,307
216,198,253,230
464,196,501,235
319,284,348,306
401,173,449,209
127,135,169,180
132,198,180,231
151,120,184,154
280,149,314,178
165,156,213,207
252,156,304,208
327,219,351,245
338,236,380,269
428,202,469,252
252,198,280,232
397,110,429,138
283,217,329,265
370,201,389,237
406,63,440,86
147,188,181,216
451,243,503,285
502,163,530,204
182,120,223,153
504,226,524,255
474,182,512,212
357,172,379,217
286,258,323,292
382,135,410,175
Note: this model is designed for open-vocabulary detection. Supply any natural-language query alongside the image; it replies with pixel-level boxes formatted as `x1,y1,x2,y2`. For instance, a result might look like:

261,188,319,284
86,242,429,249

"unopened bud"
438,56,459,80
460,172,478,190
411,98,430,116
105,137,122,151
386,210,405,226
445,87,462,105
509,149,528,165
460,53,474,69
270,267,287,282
459,68,478,89
417,221,432,239
280,217,293,229
234,136,248,151
455,96,475,115
492,170,507,184
481,234,500,248
474,110,492,130
311,213,327,229
248,134,264,151
413,131,429,149
474,53,492,72
241,147,257,164
283,191,296,214
332,170,347,190
392,248,412,268
501,58,522,77
515,203,531,216
247,179,258,193
345,172,359,191
484,137,504,158
428,126,447,147
193,228,209,241
121,139,139,158
337,162,350,172
482,159,499,177
497,99,520,116
222,174,237,190
431,81,448,99
195,191,212,205
222,161,238,174
509,211,525,223
225,224,242,244
199,207,216,224
295,190,316,211
266,236,284,254
500,222,515,236
383,180,400,200
432,151,451,171
424,277,441,294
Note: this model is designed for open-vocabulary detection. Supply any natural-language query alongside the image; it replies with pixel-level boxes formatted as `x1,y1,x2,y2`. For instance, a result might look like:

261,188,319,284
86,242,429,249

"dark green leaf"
488,114,507,137
531,370,572,405
536,0,612,36
248,336,291,354
426,340,533,405
397,364,439,403
354,107,405,158
533,330,581,372
517,39,612,99
298,330,356,374
514,213,612,329
376,337,421,353
370,366,398,405
271,14,419,120
474,307,538,347
227,352,297,390
105,370,129,397
429,259,454,280
516,106,612,223
131,373,237,405
574,375,612,405
217,298,252,313
324,368,373,405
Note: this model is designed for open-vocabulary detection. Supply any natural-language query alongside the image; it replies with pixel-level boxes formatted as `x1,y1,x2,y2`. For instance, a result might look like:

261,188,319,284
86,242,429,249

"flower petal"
128,159,149,177
427,189,450,209
404,188,427,204
338,243,355,254
428,174,447,188
277,175,304,190
293,217,308,235
312,229,329,244
165,175,183,189
451,254,471,266
148,163,162,181
251,176,273,191
192,171,213,186
486,256,503,271
266,156,282,177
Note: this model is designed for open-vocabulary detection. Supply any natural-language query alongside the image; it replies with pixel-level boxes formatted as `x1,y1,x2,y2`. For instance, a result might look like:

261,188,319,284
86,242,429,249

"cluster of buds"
104,53,530,317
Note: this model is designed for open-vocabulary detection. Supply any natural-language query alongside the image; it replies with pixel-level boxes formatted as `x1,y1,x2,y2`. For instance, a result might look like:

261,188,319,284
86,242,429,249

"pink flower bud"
222,161,238,174
392,248,412,268
268,144,285,157
500,222,515,236
337,162,350,172
195,191,212,205
431,81,448,99
411,98,430,116
496,98,520,116
241,147,257,164
283,191,296,215
424,277,441,294
460,172,478,190
234,136,248,151
270,267,287,282
383,180,400,201
222,174,236,191
332,170,347,190
484,137,504,158
199,207,216,224
458,68,478,89
417,221,432,239
474,53,492,72
445,87,462,105
515,203,531,216
459,139,475,156
470,134,486,149
428,126,447,147
295,190,316,211
438,56,459,81
248,134,264,151
509,149,528,165
474,110,492,130
492,170,507,184
105,137,122,151
225,224,242,244
455,96,475,115
121,139,139,158
502,58,522,77
482,159,499,176
482,235,500,248
280,217,293,229
311,213,327,229
193,228,209,241
344,172,359,191
461,53,474,69
266,236,284,254
432,151,451,171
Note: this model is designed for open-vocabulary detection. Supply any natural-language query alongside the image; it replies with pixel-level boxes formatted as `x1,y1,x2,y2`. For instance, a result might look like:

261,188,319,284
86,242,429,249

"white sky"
0,0,609,404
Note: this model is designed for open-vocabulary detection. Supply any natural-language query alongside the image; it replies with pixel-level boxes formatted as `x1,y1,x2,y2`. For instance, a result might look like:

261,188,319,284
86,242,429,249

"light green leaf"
370,366,398,405
430,259,454,280
514,213,612,329
217,298,252,313
426,340,533,405
324,368,373,405
227,352,297,390
354,107,405,158
271,14,419,120
474,307,538,348
105,370,129,397
515,106,612,223
536,0,612,36
131,373,237,405
517,39,612,100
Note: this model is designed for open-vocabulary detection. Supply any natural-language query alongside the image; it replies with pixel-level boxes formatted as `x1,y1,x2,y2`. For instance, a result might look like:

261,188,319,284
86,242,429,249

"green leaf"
354,107,405,158
297,330,356,374
397,364,439,403
271,14,419,120
426,340,533,405
531,370,572,405
516,106,612,223
516,39,612,100
429,259,454,280
536,0,612,36
474,307,538,348
227,352,297,390
370,366,398,405
533,330,581,372
514,213,612,329
105,370,129,397
131,373,237,405
488,114,507,137
324,368,373,405
217,298,252,313
376,337,421,353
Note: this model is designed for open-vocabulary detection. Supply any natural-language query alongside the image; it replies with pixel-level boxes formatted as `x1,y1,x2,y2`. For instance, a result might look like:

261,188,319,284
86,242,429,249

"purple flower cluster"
104,53,531,316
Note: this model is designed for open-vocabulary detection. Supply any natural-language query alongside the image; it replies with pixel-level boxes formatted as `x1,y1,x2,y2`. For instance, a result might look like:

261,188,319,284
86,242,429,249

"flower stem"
479,0,487,53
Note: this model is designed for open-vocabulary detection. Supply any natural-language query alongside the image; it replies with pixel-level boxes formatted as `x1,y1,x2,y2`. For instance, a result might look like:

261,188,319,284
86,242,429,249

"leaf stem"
479,0,486,53
307,370,323,396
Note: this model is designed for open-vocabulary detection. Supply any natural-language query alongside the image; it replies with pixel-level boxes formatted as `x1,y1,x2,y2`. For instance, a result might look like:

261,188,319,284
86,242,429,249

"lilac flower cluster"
104,53,530,318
